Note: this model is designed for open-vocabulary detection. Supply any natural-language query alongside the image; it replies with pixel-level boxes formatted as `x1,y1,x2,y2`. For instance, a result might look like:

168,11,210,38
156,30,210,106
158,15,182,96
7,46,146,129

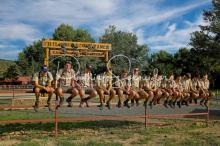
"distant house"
0,76,31,85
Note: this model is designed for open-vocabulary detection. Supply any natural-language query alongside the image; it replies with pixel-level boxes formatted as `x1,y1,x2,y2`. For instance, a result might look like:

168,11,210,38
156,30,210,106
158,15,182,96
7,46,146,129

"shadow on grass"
185,108,220,120
0,120,141,135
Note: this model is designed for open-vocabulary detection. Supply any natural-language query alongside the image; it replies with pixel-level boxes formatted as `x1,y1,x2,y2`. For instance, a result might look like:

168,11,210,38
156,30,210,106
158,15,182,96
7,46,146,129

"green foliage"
53,24,76,41
0,59,15,78
189,0,220,88
3,64,21,79
149,50,174,76
17,40,44,76
100,25,150,75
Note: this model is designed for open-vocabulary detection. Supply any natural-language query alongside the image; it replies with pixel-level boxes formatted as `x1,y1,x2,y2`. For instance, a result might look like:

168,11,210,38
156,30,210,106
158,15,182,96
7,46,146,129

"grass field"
0,120,220,146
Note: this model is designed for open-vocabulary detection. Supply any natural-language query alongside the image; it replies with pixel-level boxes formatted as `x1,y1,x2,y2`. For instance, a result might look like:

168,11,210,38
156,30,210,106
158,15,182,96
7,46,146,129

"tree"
149,50,174,76
100,25,150,75
190,0,220,59
3,64,21,79
17,40,44,76
189,0,220,88
53,24,95,42
53,24,76,41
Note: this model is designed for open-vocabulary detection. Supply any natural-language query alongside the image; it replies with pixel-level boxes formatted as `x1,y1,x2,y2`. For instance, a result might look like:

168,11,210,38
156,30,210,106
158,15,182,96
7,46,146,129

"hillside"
0,59,16,78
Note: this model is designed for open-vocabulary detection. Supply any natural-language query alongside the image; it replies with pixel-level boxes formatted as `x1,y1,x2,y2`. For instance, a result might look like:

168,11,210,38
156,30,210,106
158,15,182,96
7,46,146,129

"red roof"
17,76,31,82
0,76,31,83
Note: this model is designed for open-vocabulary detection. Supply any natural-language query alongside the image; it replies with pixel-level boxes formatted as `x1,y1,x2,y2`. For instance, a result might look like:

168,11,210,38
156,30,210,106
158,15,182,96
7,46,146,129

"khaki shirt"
81,72,92,87
166,79,175,89
191,79,199,91
96,72,112,89
56,69,76,87
141,78,151,90
182,79,192,91
174,80,183,92
150,77,161,89
116,76,131,89
33,71,53,86
200,79,210,90
131,74,141,88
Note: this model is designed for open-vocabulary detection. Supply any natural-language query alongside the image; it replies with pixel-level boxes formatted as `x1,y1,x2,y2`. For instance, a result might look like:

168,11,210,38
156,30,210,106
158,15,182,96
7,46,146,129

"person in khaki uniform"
199,73,211,107
151,72,163,106
173,75,184,108
55,61,79,107
190,74,200,104
32,65,54,112
96,67,116,109
165,74,175,108
181,73,192,106
140,76,154,108
130,68,143,106
159,78,170,108
80,65,97,107
115,69,135,108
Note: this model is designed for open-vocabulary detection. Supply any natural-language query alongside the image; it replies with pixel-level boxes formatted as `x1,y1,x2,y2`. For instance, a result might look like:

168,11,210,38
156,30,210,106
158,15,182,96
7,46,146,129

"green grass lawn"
0,120,220,146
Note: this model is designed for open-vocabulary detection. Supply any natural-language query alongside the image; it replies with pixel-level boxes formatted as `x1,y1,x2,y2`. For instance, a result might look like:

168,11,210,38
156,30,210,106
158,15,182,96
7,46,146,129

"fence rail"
0,85,33,89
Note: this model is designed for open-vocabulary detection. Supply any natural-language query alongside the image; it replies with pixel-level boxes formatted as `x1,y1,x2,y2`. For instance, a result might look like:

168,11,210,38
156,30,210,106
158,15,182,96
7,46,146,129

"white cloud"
146,15,208,52
96,0,210,33
0,23,41,43
0,44,21,60
0,0,118,25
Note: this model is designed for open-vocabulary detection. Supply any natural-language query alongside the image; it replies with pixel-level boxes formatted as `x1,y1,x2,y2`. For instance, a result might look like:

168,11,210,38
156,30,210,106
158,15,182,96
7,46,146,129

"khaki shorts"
84,87,93,94
61,86,74,93
132,87,140,92
33,87,47,93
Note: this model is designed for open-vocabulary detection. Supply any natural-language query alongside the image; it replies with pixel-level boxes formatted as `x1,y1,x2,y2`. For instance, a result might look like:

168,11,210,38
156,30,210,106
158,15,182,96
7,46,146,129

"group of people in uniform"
32,61,212,112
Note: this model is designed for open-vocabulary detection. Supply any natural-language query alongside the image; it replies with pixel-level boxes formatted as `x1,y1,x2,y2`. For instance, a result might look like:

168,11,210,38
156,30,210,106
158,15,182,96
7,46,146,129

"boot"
204,100,209,108
131,99,135,107
149,101,153,109
105,101,111,110
163,100,168,108
200,99,205,106
168,100,173,108
143,100,148,108
59,96,64,107
157,98,160,104
194,99,197,104
135,99,139,106
85,101,90,107
123,99,130,108
177,101,181,108
66,96,73,107
172,101,176,108
189,99,192,104
117,100,122,108
34,102,39,112
97,103,104,110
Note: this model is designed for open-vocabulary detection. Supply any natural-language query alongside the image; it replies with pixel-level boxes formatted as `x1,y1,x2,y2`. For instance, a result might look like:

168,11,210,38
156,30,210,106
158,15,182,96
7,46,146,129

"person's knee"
49,88,55,93
91,90,97,97
34,88,40,94
110,89,116,96
72,88,79,95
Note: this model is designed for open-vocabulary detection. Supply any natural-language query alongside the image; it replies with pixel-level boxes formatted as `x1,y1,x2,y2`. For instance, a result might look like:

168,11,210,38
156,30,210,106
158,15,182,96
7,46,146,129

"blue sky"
0,0,212,60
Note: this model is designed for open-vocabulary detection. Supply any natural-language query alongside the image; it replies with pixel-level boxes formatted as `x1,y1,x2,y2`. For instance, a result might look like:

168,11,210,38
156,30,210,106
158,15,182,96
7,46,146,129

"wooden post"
144,105,147,128
44,48,49,67
206,100,210,126
55,101,59,137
